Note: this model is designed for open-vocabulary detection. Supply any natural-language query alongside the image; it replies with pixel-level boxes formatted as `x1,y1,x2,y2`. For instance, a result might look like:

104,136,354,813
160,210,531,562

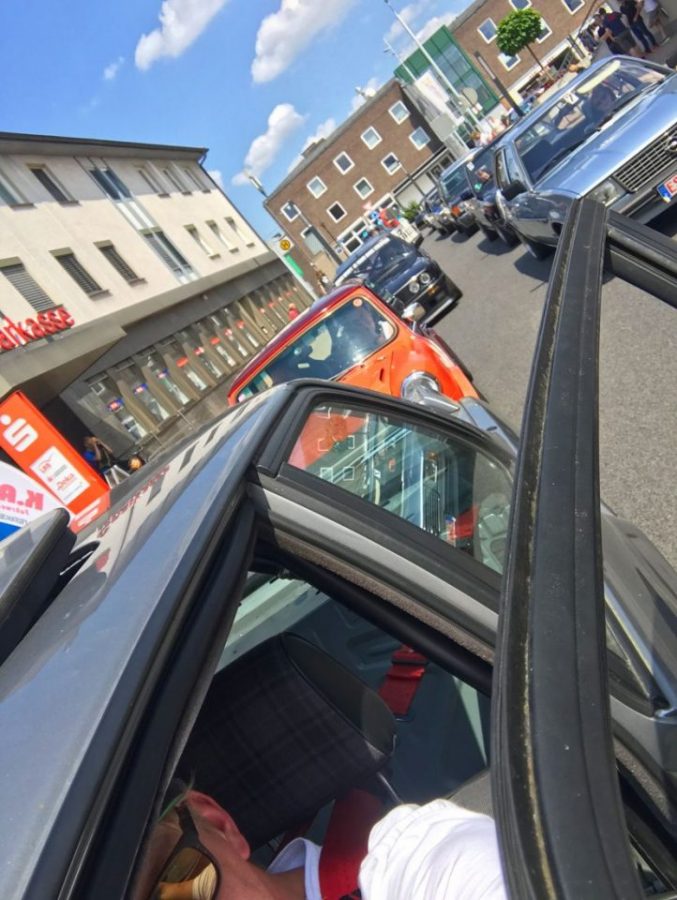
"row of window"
478,16,554,69
0,157,212,209
477,0,583,47
86,276,303,442
0,214,253,309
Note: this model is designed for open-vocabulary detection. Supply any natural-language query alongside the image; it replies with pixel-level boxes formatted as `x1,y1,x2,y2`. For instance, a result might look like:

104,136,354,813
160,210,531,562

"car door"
495,145,543,242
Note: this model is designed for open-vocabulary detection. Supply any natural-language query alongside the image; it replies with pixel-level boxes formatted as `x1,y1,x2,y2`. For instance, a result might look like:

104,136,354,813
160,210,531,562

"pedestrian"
83,435,115,474
288,301,300,321
597,6,644,56
640,0,667,43
126,454,145,473
620,0,657,52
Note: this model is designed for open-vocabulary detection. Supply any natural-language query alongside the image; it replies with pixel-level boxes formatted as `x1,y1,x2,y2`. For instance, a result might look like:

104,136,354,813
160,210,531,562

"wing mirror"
502,180,527,201
402,301,426,323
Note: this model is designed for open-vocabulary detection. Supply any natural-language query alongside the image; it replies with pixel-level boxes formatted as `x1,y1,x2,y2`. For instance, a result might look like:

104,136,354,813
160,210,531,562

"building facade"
448,0,589,97
265,81,453,262
0,132,309,458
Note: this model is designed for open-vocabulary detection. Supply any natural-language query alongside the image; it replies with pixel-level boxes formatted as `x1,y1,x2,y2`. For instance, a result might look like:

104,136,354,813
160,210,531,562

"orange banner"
0,391,109,516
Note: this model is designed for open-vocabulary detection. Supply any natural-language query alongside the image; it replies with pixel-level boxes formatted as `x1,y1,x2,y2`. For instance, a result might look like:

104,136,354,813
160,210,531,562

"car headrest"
179,633,396,846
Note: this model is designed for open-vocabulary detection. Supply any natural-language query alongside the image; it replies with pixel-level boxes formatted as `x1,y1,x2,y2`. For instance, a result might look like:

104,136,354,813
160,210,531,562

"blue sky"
1,0,461,236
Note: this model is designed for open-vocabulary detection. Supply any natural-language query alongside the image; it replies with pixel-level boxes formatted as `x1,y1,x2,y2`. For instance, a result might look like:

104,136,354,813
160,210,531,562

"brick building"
448,0,589,97
265,80,453,266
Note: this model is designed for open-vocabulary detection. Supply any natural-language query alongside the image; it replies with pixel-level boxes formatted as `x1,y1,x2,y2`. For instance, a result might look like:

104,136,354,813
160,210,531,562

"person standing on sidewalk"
640,0,668,42
597,6,644,56
621,0,658,52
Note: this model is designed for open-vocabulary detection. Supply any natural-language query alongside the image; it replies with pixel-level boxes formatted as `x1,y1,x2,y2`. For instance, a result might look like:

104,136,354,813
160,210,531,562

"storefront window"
89,377,148,441
140,348,191,405
159,337,209,391
205,315,238,366
176,328,223,381
115,363,171,423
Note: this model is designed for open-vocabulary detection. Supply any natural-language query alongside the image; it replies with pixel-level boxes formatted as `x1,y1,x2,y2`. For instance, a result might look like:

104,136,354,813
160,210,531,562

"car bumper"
453,211,476,230
394,273,462,315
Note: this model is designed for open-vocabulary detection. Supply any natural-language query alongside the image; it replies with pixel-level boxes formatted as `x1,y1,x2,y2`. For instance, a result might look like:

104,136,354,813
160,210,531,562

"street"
429,211,677,569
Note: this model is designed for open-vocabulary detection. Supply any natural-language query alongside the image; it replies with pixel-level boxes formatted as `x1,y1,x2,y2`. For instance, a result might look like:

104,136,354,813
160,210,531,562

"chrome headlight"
409,280,421,295
419,271,432,286
588,178,625,206
401,371,441,402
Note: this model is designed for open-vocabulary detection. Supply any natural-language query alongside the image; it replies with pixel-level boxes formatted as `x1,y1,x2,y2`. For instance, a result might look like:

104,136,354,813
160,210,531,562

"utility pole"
382,0,480,127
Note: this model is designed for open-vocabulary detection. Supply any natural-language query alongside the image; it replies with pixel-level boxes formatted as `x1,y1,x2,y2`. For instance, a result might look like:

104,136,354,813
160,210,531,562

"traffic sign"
278,236,294,253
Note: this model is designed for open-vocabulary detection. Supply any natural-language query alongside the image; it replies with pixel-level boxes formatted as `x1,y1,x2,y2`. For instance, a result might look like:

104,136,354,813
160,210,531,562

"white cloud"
233,103,306,186
207,169,224,189
135,0,229,70
384,0,433,45
103,56,125,81
351,76,383,111
252,0,359,83
287,117,337,174
416,12,456,43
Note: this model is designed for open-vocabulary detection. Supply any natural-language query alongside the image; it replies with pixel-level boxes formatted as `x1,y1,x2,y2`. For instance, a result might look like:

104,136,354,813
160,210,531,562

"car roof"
334,232,402,275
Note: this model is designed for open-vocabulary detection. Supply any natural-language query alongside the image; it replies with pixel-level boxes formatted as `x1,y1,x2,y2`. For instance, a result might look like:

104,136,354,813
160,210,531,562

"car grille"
615,125,677,193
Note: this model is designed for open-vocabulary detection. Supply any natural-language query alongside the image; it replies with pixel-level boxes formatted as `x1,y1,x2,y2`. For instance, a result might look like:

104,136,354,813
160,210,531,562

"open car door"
492,199,677,899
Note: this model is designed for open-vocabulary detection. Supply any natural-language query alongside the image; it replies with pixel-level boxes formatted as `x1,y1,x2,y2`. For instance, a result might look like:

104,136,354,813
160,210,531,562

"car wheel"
524,237,552,260
480,225,497,241
496,224,519,247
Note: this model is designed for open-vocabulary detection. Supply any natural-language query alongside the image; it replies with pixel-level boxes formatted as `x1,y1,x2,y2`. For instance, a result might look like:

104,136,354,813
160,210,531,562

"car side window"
495,151,509,189
287,402,512,574
503,149,524,186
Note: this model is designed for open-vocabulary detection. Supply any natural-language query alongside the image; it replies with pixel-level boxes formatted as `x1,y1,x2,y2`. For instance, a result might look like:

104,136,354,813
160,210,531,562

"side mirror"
502,180,527,202
402,301,425,323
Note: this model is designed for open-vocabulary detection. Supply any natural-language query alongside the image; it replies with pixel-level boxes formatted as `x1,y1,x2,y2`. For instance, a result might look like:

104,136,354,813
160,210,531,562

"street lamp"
390,154,427,201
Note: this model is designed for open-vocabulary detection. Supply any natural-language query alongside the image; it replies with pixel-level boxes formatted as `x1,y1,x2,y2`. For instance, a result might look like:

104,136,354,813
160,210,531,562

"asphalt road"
427,209,677,569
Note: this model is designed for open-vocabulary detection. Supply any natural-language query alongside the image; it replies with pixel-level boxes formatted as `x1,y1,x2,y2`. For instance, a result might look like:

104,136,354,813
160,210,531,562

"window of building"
338,218,369,254
115,361,172,423
90,166,132,200
333,152,354,174
281,201,299,222
137,166,165,194
54,252,105,296
0,261,55,312
381,153,401,175
327,201,347,223
186,225,217,257
307,176,327,198
409,127,431,150
143,230,197,282
353,177,374,199
183,166,208,191
561,0,584,12
388,101,409,124
510,0,531,8
360,127,382,149
157,337,209,390
162,166,189,193
89,377,148,441
0,168,27,206
139,347,191,405
207,219,234,250
478,18,497,42
28,166,73,203
98,244,143,284
301,227,325,256
537,19,552,41
499,52,520,70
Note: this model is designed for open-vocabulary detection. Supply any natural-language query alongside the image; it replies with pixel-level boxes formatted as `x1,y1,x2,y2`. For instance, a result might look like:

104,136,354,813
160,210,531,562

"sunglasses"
149,804,220,900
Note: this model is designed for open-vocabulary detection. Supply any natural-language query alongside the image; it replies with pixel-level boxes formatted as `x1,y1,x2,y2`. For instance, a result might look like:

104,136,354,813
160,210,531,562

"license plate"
657,174,677,203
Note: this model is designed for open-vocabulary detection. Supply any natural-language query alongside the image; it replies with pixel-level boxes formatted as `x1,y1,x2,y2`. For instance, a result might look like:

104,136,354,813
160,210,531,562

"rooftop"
0,131,208,162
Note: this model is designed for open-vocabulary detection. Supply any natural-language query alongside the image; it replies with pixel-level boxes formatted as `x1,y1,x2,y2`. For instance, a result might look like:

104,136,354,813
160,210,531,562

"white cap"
359,799,507,900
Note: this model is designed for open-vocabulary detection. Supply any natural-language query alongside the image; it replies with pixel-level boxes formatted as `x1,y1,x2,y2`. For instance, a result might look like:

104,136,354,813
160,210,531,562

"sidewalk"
646,11,677,66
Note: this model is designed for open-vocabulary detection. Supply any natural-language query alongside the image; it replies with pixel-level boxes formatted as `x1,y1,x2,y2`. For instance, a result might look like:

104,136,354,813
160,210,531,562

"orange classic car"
227,283,477,406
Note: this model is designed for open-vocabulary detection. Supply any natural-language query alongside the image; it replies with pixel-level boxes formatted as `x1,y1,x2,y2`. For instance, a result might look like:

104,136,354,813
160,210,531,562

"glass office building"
394,26,498,118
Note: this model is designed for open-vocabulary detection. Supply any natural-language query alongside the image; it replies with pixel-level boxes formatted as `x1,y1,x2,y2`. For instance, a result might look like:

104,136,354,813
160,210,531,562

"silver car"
494,57,677,258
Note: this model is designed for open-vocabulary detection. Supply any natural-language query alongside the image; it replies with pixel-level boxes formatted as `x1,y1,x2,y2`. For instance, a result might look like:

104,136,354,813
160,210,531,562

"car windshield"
440,165,469,200
464,149,494,199
334,236,416,286
514,60,666,182
236,297,396,399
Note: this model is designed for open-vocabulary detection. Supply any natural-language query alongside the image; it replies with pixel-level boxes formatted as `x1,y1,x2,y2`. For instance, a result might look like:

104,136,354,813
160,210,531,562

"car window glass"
504,149,523,185
494,152,509,190
236,299,396,399
441,166,468,199
514,60,666,182
287,402,512,575
464,149,494,199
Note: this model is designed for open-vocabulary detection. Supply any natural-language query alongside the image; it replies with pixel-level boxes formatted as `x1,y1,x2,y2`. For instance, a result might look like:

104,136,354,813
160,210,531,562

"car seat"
178,632,396,847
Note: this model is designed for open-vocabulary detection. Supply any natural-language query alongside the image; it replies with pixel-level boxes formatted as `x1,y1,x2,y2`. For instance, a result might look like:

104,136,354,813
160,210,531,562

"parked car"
332,232,462,319
463,139,519,247
2,203,675,899
439,154,478,237
494,56,677,258
227,282,476,406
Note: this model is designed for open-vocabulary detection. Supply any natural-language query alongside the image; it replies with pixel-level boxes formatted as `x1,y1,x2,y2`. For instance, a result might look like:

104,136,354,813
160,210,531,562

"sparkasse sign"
0,306,75,353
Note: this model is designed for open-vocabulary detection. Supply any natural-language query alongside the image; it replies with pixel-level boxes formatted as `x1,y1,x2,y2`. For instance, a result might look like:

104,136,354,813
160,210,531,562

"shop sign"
0,391,109,515
0,306,75,354
0,460,63,542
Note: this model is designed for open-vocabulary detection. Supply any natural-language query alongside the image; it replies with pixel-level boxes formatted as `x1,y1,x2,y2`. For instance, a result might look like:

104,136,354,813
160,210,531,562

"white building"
0,132,308,456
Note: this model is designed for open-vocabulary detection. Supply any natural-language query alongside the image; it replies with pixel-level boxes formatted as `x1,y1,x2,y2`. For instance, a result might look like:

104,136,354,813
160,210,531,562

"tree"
403,201,421,222
496,8,545,71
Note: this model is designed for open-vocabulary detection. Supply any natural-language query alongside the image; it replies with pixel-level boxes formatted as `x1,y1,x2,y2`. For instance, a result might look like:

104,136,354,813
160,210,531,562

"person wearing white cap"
359,799,507,900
